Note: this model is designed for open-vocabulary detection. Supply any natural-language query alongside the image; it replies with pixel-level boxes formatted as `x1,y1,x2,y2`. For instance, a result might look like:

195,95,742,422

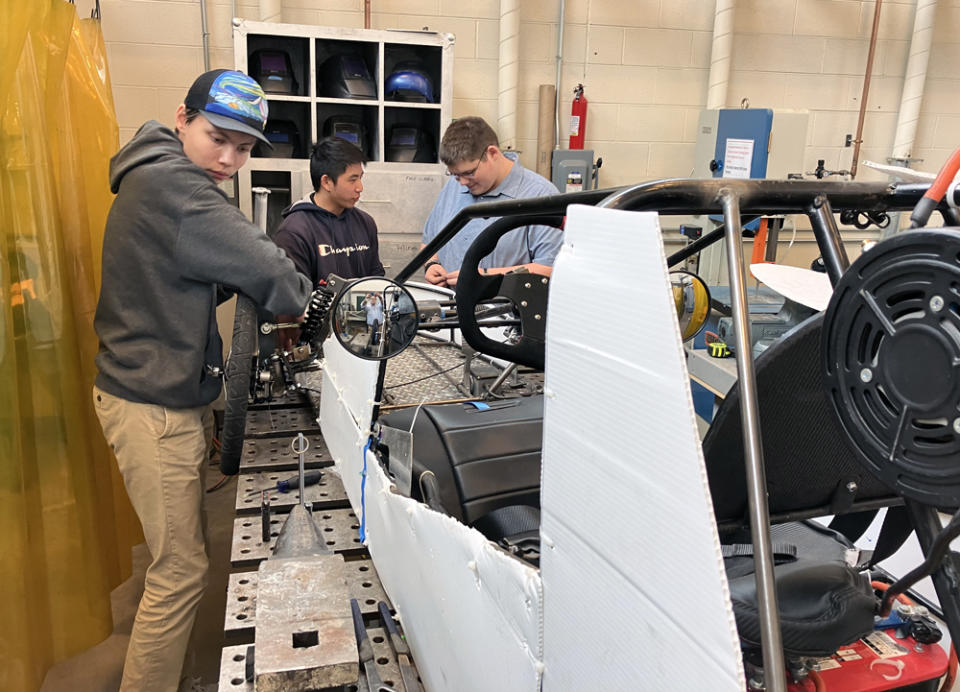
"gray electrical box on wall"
552,149,595,193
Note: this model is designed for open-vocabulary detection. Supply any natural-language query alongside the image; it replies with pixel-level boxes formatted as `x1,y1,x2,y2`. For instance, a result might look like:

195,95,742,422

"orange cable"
808,668,826,692
872,579,915,605
874,580,958,692
751,217,769,266
923,146,960,203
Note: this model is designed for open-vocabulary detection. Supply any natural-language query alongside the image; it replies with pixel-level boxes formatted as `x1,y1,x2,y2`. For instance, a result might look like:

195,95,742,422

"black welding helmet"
250,50,298,95
256,119,300,158
386,124,436,163
319,54,376,100
323,115,367,154
385,61,434,103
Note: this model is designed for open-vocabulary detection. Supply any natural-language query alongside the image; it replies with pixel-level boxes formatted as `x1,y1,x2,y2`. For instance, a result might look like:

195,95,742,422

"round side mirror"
670,270,711,342
333,278,419,360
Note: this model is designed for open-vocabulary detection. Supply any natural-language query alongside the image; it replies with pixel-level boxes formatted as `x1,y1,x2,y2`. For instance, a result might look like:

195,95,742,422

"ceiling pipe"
891,0,937,163
554,0,566,149
498,0,520,150
706,0,735,110
850,0,883,179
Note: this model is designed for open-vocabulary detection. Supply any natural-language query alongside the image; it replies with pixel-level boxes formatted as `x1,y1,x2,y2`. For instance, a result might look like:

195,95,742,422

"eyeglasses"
445,152,487,180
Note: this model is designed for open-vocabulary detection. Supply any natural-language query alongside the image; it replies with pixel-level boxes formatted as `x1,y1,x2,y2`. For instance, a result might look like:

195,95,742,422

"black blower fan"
823,230,960,508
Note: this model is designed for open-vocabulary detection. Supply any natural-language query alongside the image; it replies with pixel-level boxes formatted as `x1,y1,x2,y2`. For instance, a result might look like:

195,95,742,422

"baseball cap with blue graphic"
184,69,271,146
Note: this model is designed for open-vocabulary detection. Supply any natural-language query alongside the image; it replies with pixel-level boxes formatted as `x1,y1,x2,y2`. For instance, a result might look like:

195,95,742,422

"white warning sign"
722,138,754,179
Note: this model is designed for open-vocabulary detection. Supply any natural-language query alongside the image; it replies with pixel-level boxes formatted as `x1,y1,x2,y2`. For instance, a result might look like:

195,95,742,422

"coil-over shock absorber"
300,278,336,348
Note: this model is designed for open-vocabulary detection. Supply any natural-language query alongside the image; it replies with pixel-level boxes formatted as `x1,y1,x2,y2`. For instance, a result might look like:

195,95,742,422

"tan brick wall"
74,0,960,188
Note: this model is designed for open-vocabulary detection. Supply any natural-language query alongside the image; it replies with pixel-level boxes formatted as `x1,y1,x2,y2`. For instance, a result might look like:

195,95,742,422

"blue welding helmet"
385,62,434,103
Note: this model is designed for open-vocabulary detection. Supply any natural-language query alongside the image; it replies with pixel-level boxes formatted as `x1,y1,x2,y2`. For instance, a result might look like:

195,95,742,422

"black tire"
220,294,258,475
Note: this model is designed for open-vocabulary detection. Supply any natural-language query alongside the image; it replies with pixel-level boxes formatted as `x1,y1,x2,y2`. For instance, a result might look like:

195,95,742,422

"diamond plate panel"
244,408,319,438
231,509,364,566
225,559,390,635
235,467,349,514
238,433,332,473
382,339,467,403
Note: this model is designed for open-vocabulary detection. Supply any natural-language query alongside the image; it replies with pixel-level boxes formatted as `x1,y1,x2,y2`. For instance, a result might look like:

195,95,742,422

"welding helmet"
385,62,434,103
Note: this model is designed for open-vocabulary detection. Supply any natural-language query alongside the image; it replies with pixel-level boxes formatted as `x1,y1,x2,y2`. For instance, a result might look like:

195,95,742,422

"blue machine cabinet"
711,108,774,179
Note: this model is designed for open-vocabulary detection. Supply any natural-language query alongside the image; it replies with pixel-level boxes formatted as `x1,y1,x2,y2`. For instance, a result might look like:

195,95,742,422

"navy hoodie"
272,194,385,286
94,121,312,408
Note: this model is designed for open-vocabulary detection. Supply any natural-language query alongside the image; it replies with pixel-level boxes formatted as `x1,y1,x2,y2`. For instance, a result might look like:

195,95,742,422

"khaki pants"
93,386,212,692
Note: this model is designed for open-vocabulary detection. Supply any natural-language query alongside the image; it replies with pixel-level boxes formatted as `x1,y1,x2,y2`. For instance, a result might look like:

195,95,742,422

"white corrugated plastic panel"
321,334,544,692
539,205,745,690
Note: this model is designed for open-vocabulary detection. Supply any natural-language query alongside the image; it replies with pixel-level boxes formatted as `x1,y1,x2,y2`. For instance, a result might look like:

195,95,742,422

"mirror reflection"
333,278,419,360
670,270,711,342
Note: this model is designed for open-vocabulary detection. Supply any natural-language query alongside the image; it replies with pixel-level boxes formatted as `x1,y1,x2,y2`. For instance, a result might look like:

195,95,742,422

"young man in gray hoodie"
92,69,312,692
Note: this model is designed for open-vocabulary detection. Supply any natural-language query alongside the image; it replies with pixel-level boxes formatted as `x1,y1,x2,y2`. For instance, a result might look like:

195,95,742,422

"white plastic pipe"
259,0,281,23
891,0,937,161
498,0,520,150
706,0,735,110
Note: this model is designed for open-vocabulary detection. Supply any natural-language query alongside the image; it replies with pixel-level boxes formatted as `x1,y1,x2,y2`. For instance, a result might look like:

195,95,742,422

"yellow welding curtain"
0,2,140,690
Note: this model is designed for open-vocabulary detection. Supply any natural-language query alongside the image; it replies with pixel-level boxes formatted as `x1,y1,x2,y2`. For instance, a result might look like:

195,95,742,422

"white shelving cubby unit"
233,19,454,273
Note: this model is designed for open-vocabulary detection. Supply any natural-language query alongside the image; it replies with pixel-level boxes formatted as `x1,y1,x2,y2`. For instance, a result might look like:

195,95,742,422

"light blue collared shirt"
422,153,562,272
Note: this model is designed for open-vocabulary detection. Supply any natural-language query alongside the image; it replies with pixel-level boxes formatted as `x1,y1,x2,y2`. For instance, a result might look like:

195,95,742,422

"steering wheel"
219,293,258,475
455,214,564,370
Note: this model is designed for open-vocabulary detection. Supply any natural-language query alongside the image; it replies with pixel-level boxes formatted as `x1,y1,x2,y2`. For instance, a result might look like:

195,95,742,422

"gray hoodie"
94,120,311,408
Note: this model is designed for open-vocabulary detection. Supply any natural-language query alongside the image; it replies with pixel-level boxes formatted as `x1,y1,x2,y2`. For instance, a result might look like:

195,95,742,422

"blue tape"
466,401,491,411
359,437,372,542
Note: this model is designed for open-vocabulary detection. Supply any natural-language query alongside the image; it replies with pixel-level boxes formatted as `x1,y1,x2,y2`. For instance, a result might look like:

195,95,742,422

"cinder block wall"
77,0,960,187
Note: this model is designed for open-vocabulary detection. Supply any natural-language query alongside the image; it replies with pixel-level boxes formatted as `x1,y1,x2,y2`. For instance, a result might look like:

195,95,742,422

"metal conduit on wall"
554,0,566,148
200,0,210,70
498,0,520,151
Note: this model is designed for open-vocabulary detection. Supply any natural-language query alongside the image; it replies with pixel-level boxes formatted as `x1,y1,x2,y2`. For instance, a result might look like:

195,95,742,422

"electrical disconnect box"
552,149,597,193
687,108,809,285
692,108,809,181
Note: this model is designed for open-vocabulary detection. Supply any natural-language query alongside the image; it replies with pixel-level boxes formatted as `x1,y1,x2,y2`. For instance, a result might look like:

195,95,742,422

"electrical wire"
872,579,914,605
879,508,960,616
873,580,958,692
206,475,232,493
941,646,958,692
807,669,825,692
385,360,469,389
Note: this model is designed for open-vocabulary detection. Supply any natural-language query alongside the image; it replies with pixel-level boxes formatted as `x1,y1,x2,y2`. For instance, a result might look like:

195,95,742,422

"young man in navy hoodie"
93,70,312,691
272,136,385,286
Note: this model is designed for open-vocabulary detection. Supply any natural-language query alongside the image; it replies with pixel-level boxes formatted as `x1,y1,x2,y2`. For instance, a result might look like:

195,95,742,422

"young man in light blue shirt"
421,117,560,289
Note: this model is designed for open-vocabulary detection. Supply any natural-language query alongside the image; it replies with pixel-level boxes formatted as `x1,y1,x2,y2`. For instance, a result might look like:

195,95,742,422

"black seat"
379,396,543,524
703,314,899,657
703,313,898,530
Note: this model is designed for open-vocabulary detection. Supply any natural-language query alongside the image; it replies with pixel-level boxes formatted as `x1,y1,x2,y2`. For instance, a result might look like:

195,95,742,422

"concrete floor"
40,461,239,692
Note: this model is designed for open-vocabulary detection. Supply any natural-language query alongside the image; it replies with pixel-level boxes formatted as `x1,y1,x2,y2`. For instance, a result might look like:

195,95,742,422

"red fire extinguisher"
569,83,587,149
